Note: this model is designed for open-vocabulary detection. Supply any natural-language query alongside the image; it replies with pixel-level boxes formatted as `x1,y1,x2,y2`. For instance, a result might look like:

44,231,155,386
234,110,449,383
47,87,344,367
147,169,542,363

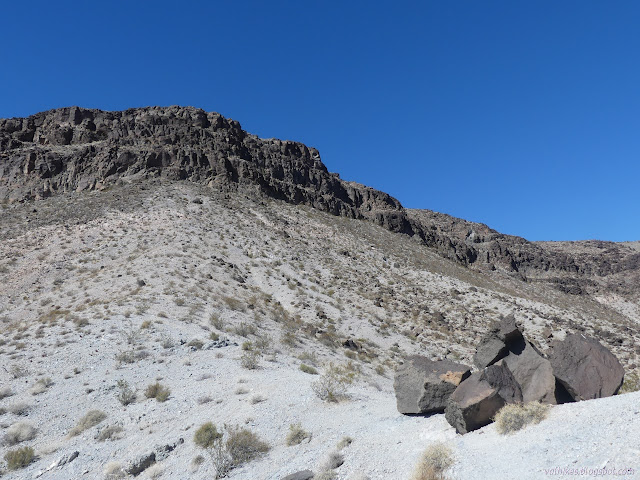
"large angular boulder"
473,315,524,369
500,339,556,404
394,356,471,414
548,333,624,401
445,363,523,434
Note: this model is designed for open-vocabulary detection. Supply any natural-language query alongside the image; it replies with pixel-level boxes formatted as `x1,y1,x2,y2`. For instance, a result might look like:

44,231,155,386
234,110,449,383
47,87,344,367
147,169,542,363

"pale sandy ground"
1,182,638,479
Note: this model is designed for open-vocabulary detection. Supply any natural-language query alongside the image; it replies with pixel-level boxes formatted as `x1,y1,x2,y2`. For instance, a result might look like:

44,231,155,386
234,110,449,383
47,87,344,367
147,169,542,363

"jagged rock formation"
1,106,639,298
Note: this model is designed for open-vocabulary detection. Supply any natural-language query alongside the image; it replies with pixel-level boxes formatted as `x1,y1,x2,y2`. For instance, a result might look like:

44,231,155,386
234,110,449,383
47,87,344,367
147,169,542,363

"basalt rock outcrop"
548,333,625,400
444,363,523,434
394,356,471,414
2,106,640,301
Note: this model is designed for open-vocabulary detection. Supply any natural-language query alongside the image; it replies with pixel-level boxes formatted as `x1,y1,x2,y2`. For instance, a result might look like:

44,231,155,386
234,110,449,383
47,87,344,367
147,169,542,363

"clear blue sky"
1,1,639,241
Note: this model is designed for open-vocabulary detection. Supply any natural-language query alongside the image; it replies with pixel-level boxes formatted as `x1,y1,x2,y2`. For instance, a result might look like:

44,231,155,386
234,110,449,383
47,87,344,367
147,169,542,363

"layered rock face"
0,106,411,234
2,106,639,299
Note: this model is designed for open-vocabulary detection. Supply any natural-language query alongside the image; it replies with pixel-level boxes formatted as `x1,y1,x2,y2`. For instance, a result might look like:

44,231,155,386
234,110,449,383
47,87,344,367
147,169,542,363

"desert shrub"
222,296,245,312
320,450,344,471
97,425,124,442
225,425,270,466
494,402,550,434
234,322,256,337
619,371,640,394
3,421,37,446
69,410,107,437
311,363,357,402
8,402,30,416
116,380,136,406
4,446,34,470
0,386,14,399
240,350,260,370
286,423,310,446
30,377,54,395
410,442,454,480
194,422,222,449
250,394,266,404
104,461,125,479
299,364,318,375
336,436,353,449
145,382,171,402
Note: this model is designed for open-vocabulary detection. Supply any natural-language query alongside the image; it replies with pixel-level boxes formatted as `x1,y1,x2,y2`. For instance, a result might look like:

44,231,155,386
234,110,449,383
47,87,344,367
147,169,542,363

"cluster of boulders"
394,315,625,434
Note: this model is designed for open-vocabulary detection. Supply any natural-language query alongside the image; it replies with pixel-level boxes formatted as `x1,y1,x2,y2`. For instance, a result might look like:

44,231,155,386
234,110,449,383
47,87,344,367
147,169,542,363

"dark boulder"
548,333,624,401
445,363,523,434
500,338,556,404
394,356,471,414
473,315,524,369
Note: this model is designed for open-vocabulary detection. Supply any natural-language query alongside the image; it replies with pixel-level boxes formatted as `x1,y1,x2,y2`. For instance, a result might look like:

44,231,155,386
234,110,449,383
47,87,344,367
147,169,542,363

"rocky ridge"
1,106,640,301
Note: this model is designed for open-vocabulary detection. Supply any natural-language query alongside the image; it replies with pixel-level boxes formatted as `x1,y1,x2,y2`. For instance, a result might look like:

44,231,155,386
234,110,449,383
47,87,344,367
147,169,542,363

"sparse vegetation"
145,382,171,402
4,446,35,470
240,350,260,369
410,442,454,480
69,410,107,437
194,422,222,449
97,425,124,442
286,423,311,446
619,370,640,394
225,425,270,466
116,379,136,406
3,422,37,446
0,386,13,399
494,402,550,434
300,363,318,375
311,363,357,402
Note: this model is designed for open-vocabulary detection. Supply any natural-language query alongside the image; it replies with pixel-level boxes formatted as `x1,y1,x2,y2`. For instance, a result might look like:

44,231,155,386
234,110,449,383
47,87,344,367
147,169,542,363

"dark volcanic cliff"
1,106,638,297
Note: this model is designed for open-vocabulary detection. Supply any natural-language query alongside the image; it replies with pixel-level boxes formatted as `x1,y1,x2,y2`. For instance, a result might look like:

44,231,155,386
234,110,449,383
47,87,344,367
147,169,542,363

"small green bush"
194,422,222,449
116,380,136,406
311,363,357,402
494,401,550,434
619,371,640,394
145,382,170,402
5,446,35,470
225,425,270,465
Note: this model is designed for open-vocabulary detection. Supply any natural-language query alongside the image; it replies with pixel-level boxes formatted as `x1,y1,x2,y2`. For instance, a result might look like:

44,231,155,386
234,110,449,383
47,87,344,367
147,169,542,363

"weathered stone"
281,471,314,480
445,363,523,434
499,338,556,404
548,333,624,401
473,315,524,369
394,356,471,414
126,452,156,476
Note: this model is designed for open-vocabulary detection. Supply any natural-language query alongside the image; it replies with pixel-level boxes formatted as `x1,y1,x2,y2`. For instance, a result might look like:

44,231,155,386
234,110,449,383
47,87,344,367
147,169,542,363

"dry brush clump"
4,446,35,470
494,401,550,434
286,423,311,446
193,422,270,479
410,442,454,480
3,421,37,446
311,363,357,402
145,382,171,402
69,410,107,437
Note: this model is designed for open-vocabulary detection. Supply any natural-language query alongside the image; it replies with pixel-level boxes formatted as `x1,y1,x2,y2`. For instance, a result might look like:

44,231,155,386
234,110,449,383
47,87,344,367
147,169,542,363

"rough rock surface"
500,340,556,404
281,471,314,480
548,333,625,400
3,106,640,300
394,356,471,414
473,315,524,369
445,363,523,434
